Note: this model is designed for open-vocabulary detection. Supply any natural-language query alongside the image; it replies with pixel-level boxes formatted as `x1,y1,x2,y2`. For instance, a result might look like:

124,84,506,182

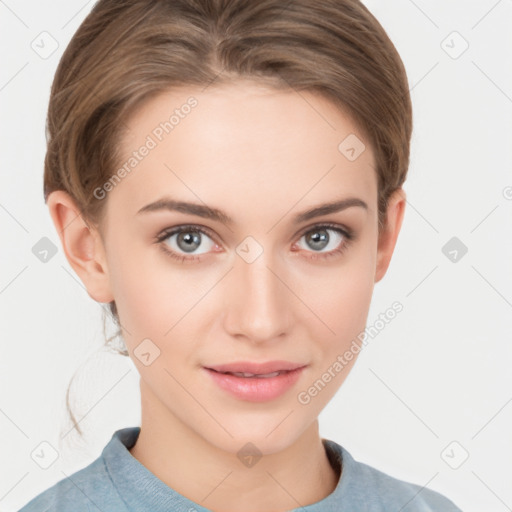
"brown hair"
46,0,412,436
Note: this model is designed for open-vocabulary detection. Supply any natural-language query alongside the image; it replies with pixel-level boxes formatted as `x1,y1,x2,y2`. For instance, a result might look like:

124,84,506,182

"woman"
19,0,462,510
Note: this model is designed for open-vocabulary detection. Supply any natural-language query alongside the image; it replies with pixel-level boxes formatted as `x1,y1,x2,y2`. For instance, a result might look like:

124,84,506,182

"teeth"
227,371,282,378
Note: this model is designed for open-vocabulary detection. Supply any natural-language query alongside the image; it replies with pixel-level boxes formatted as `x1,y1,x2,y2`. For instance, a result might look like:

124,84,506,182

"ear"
46,190,114,303
374,187,406,283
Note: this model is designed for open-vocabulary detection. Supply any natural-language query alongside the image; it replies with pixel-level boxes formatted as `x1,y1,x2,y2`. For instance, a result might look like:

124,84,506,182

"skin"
47,79,405,512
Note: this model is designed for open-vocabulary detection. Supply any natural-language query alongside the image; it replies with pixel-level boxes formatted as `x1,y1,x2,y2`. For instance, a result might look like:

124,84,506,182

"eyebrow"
136,196,368,225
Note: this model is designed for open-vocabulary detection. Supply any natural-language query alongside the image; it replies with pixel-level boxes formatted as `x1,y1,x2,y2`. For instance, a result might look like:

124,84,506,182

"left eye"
295,226,348,254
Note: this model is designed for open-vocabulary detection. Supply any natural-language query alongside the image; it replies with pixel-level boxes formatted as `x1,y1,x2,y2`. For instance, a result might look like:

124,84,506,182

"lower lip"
203,366,307,402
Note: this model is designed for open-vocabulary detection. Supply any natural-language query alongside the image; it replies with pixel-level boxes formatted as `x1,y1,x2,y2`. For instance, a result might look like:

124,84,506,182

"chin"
202,416,311,457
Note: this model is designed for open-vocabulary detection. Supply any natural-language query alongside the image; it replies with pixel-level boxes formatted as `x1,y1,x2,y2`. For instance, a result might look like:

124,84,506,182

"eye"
293,223,354,260
154,222,354,264
155,225,219,263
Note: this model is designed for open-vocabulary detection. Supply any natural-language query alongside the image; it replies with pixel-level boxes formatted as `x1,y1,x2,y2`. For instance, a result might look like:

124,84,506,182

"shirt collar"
102,426,355,511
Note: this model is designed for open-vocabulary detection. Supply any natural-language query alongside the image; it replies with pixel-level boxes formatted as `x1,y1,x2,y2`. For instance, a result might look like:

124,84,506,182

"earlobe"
46,190,114,303
374,188,406,283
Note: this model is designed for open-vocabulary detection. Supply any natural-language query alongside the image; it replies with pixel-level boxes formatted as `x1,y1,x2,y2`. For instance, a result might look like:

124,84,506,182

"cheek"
300,248,375,353
105,235,172,337
107,238,214,349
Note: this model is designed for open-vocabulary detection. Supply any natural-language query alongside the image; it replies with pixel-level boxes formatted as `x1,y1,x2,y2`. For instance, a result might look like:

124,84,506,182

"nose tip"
223,253,290,344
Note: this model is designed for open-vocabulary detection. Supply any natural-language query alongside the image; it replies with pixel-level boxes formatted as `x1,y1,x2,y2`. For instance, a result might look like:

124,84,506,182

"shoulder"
351,455,462,511
17,455,126,512
325,440,463,511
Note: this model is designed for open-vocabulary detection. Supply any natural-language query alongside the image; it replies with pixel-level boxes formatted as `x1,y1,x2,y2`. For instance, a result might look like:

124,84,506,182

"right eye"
155,224,220,263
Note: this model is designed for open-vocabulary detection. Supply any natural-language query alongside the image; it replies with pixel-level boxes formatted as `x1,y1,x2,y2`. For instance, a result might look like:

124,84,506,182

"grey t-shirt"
18,426,462,511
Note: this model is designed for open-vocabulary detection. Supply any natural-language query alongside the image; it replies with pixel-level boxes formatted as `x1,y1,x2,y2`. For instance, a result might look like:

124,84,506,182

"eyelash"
154,223,355,264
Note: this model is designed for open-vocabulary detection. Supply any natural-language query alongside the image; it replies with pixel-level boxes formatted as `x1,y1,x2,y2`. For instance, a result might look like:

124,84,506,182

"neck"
128,382,340,512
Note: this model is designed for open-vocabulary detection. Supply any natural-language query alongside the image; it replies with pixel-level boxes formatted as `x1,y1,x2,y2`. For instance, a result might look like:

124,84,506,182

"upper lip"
205,360,308,374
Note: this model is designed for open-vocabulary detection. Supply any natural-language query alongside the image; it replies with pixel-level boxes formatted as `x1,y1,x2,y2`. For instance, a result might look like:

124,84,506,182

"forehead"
109,80,377,220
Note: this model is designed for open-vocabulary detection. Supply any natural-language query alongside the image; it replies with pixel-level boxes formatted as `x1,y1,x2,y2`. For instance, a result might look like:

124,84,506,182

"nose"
223,249,291,344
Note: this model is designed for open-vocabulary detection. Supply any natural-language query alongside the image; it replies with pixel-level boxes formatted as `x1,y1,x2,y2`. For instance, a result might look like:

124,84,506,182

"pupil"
178,231,201,253
308,230,328,250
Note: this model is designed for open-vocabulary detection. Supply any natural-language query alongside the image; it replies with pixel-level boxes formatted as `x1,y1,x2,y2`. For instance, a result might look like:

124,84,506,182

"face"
88,80,398,455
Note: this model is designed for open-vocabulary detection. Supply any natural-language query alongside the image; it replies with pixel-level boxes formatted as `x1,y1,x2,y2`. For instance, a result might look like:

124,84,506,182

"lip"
205,360,306,374
203,362,308,402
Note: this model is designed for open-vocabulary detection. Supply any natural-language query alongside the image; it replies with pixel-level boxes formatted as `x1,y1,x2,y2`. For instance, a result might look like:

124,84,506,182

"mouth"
204,360,307,375
203,362,308,402
207,369,294,378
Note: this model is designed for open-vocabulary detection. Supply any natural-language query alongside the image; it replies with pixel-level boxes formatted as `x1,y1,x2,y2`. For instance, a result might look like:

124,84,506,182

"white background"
1,1,511,511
